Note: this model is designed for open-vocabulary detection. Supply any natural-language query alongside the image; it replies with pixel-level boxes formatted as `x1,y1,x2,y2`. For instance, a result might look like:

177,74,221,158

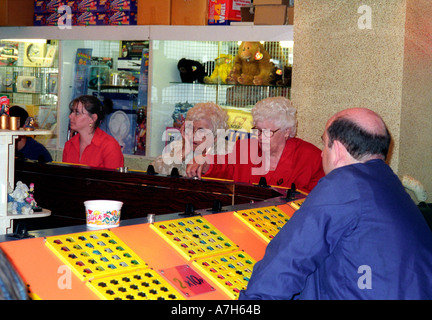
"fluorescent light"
280,41,294,48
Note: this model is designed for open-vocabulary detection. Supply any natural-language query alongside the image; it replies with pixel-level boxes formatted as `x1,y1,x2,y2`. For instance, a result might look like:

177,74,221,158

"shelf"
0,65,58,70
88,84,138,92
0,128,52,136
1,209,51,235
1,129,52,234
0,25,294,42
1,91,57,96
169,81,291,88
6,208,51,220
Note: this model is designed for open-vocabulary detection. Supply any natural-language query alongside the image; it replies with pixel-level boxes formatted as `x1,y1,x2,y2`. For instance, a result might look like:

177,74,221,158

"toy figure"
0,96,10,116
171,101,193,128
24,116,35,131
177,58,206,83
226,42,273,86
8,181,33,215
204,54,234,84
25,183,42,212
269,64,292,87
135,108,147,155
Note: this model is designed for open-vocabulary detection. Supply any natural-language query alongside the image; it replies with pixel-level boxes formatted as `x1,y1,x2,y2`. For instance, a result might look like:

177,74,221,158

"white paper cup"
84,200,123,229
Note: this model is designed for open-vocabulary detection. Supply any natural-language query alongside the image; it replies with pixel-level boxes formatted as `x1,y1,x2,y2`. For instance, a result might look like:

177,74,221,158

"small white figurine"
7,181,33,215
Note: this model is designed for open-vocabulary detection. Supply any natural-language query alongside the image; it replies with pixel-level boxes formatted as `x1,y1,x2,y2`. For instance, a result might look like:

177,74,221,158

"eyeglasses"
252,127,281,138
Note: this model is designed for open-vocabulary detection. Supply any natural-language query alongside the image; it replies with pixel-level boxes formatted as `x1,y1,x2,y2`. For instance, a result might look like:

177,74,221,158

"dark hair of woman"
68,95,113,129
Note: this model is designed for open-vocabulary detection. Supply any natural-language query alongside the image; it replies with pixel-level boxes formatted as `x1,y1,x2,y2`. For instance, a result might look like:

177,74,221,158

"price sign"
159,265,215,297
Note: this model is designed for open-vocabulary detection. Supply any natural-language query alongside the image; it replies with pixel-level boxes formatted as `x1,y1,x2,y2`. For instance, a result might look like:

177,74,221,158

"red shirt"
205,137,324,193
63,127,124,169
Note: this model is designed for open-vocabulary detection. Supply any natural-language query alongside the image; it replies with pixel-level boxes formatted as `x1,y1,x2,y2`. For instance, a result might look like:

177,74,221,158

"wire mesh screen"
149,40,293,156
154,40,292,109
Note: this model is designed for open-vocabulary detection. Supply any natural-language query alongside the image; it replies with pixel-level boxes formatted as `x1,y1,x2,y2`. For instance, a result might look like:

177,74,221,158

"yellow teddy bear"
204,54,234,84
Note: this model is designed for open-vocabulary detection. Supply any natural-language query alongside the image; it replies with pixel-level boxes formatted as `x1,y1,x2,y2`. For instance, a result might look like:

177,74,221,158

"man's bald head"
330,108,388,136
325,108,391,161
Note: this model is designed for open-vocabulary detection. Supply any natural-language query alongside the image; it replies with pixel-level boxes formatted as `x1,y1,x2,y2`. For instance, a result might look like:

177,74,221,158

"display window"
149,40,293,157
0,39,59,148
0,38,293,159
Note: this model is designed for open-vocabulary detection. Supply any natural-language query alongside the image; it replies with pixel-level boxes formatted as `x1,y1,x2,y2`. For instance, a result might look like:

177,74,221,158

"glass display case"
0,25,294,159
0,39,59,148
56,38,293,158
149,40,293,157
57,39,147,155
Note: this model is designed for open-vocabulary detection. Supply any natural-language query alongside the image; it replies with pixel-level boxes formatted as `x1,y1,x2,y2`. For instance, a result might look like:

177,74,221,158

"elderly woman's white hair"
186,102,229,134
252,96,297,137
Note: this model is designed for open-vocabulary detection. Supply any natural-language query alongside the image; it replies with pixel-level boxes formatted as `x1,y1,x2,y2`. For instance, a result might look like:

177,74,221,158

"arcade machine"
0,178,306,300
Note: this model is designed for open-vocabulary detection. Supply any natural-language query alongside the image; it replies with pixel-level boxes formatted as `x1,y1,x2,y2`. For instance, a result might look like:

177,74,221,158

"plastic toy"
23,117,35,131
0,96,10,116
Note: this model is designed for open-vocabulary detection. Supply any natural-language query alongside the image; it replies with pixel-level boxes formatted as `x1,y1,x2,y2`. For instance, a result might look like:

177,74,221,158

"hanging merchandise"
137,48,149,107
135,107,147,155
71,48,93,100
172,102,194,128
134,47,150,155
96,92,137,155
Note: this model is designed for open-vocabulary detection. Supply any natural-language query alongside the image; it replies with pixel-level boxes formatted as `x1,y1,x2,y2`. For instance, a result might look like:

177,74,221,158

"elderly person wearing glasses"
63,95,124,169
151,102,230,176
186,97,324,193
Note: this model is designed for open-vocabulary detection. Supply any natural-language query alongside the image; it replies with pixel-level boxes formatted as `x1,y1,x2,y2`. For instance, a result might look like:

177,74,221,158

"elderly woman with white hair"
186,96,324,192
151,102,230,176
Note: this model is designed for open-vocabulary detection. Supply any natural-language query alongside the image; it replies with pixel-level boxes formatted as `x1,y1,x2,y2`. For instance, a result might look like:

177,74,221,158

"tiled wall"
291,0,432,200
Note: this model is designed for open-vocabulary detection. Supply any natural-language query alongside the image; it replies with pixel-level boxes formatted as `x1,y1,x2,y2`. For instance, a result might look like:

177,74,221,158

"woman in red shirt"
186,97,324,193
63,95,124,169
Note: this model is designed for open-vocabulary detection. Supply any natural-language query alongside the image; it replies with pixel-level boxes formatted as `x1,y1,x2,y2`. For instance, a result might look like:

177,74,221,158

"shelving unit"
0,129,51,234
0,66,58,106
0,25,293,41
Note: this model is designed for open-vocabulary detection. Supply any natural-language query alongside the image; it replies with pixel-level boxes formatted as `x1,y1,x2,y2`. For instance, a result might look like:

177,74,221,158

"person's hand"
186,155,210,179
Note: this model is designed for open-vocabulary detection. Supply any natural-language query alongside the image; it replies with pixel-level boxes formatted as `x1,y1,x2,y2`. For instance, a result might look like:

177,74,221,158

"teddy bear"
204,54,234,84
269,64,292,87
177,58,206,84
226,42,273,86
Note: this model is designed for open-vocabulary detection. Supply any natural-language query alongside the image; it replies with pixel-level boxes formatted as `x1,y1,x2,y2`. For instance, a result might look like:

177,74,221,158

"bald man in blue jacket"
240,108,432,300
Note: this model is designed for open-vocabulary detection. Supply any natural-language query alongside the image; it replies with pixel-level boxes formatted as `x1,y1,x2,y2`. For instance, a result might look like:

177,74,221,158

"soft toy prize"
204,54,234,84
226,42,273,86
177,58,206,84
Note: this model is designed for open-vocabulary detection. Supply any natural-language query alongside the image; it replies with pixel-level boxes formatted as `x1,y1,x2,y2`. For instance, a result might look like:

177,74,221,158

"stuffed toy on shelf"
177,58,206,84
226,42,273,86
204,54,234,84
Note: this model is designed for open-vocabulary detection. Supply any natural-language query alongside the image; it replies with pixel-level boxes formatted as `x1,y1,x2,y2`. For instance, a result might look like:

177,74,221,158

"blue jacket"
19,137,52,163
239,160,432,300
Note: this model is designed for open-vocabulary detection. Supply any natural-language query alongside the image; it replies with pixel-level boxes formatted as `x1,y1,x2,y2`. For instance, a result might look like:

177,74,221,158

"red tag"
254,51,263,60
159,265,214,297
